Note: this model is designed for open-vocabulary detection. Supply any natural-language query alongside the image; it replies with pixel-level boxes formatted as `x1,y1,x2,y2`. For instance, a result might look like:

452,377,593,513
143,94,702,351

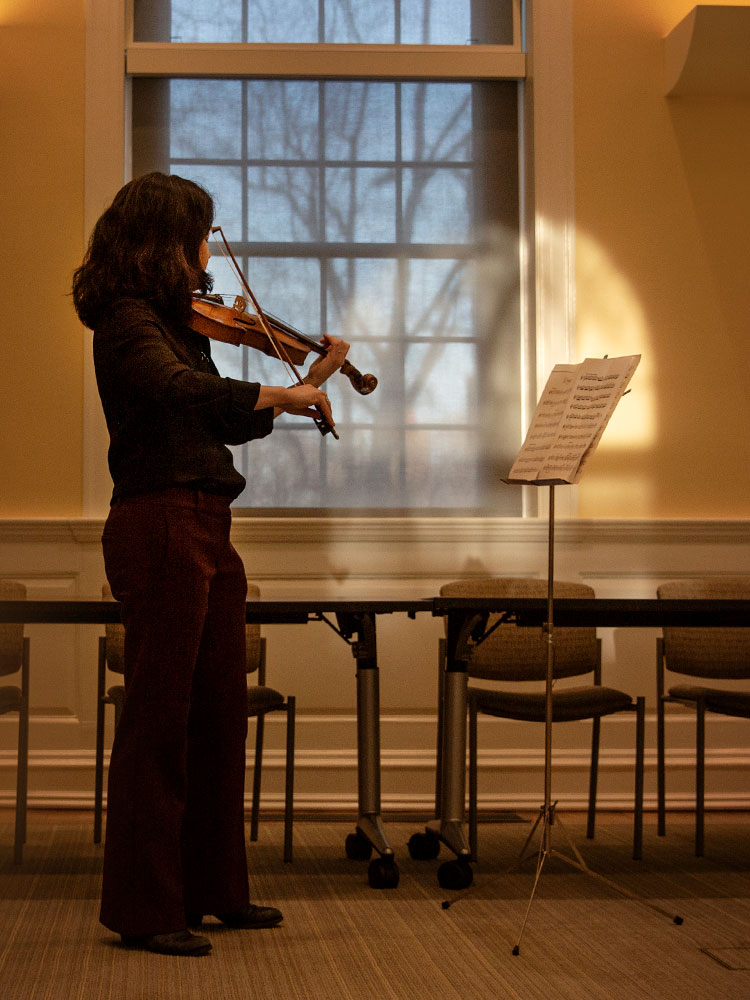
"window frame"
82,0,575,520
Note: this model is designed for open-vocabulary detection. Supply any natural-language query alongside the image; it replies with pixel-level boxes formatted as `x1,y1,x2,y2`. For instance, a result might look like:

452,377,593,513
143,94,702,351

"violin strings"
208,228,294,375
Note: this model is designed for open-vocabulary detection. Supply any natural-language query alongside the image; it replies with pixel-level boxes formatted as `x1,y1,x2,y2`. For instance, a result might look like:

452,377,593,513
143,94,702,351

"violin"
189,294,378,397
188,226,377,440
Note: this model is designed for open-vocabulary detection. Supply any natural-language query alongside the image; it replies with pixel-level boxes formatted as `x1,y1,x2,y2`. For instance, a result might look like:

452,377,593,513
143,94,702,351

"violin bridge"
233,295,249,316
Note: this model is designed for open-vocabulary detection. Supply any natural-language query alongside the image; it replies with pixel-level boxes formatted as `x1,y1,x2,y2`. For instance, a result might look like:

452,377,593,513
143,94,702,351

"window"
87,2,576,518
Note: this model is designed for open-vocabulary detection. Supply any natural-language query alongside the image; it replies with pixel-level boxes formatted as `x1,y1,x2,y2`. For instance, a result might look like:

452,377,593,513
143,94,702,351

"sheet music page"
506,355,640,485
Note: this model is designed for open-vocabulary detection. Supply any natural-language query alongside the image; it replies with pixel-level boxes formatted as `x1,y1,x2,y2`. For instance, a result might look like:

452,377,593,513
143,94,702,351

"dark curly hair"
72,172,215,328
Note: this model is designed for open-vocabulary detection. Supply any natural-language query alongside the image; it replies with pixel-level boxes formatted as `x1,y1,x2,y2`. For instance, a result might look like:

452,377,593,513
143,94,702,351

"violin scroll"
340,361,377,396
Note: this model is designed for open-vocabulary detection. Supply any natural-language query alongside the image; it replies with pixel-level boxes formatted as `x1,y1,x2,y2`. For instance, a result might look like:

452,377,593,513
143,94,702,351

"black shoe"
121,930,212,956
187,904,283,929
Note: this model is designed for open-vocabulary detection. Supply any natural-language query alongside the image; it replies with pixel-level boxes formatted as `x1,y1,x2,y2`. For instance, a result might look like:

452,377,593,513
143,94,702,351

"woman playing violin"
72,171,349,957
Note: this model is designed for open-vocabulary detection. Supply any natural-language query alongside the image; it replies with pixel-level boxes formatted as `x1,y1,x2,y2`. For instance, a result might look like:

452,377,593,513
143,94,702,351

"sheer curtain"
131,1,523,513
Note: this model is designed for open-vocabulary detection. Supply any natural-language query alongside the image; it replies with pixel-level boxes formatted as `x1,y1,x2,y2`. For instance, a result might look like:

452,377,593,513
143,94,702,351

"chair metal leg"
696,696,705,858
14,705,28,865
468,693,478,862
250,713,265,843
633,697,645,861
283,697,295,863
434,639,445,820
656,639,666,837
94,709,106,845
94,637,106,844
587,715,601,840
14,638,30,865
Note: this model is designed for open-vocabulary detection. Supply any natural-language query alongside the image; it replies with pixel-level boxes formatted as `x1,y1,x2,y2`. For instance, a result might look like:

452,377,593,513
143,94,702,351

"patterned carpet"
1,812,749,1000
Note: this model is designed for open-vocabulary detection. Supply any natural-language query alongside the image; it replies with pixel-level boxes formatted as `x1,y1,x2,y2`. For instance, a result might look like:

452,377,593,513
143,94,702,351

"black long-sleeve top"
93,298,274,502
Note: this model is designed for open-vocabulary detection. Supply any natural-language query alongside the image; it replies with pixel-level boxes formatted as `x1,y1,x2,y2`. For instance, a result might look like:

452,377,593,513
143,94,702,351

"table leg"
428,667,471,859
337,612,398,888
410,610,473,890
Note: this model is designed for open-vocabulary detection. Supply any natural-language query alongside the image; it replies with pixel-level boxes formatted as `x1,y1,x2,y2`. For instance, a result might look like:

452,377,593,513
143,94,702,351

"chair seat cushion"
471,685,635,722
0,685,22,714
669,685,750,719
247,685,286,715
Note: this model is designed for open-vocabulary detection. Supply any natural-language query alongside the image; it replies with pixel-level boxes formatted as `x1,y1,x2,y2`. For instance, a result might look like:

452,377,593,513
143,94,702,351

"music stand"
492,356,682,952
505,481,683,955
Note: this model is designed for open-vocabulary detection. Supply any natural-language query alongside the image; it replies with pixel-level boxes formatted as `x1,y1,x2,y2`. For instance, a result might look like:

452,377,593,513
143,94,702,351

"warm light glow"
575,229,655,448
0,0,46,22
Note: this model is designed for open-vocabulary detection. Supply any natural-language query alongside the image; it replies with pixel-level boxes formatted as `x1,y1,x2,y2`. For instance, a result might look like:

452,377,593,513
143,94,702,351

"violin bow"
209,226,339,440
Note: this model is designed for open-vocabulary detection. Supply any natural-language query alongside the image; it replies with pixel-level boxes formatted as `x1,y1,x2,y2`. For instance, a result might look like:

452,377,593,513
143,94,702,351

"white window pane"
328,258,398,339
324,83,396,162
246,81,320,160
400,0,471,45
402,83,472,163
326,428,402,506
244,0,319,43
403,168,471,243
324,0,395,43
325,167,396,242
170,80,244,159
247,166,320,241
404,429,482,506
136,1,514,45
170,0,242,42
405,342,477,425
404,259,473,339
232,429,325,506
171,0,319,43
245,257,321,331
210,340,244,379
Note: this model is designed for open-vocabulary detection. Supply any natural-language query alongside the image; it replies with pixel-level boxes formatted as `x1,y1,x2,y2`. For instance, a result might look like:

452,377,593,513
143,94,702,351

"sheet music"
505,355,640,485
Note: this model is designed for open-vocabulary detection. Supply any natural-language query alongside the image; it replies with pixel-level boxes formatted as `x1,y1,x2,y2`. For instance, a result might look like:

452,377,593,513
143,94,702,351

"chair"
94,582,296,861
437,578,645,861
93,584,124,844
245,583,296,863
0,579,30,864
656,577,750,857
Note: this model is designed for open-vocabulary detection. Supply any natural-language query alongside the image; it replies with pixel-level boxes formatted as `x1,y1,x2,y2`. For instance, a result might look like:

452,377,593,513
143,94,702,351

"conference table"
0,594,433,889
421,596,750,889
3,594,749,889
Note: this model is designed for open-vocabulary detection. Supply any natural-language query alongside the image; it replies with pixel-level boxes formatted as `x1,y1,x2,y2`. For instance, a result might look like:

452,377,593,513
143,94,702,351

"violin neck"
264,312,326,356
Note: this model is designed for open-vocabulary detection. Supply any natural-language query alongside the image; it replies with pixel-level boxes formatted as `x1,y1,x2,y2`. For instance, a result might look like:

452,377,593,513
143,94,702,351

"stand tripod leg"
512,807,551,955
509,803,546,872
547,812,684,925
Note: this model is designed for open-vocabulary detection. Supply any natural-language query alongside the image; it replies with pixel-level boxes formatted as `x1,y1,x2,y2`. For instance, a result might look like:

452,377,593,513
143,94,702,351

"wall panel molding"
1,516,748,813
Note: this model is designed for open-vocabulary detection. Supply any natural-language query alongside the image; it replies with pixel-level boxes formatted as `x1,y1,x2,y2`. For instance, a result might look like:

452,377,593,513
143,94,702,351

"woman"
73,172,348,957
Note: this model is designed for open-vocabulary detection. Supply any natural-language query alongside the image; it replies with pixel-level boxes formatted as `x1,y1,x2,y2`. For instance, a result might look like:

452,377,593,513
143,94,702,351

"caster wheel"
368,857,400,889
437,858,473,891
407,832,441,860
345,831,373,861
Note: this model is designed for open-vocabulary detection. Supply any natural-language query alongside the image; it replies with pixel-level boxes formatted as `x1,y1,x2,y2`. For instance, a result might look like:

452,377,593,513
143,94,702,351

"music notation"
505,355,640,486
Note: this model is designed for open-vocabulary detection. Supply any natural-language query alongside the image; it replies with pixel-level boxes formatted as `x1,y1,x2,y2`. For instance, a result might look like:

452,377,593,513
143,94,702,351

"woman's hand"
304,335,350,388
255,383,335,428
280,383,335,426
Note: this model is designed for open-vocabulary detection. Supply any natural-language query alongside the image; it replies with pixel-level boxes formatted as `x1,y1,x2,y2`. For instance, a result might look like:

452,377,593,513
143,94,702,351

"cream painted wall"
1,2,749,819
0,0,85,517
573,0,750,518
1,2,747,519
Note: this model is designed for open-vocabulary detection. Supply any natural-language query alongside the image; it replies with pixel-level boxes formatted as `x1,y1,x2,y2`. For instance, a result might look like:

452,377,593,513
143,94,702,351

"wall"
0,2,748,521
573,0,750,518
0,0,85,517
1,2,749,821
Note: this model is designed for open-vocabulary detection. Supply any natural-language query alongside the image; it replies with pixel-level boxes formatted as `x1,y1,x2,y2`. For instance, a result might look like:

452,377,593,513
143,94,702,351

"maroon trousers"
100,488,250,936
